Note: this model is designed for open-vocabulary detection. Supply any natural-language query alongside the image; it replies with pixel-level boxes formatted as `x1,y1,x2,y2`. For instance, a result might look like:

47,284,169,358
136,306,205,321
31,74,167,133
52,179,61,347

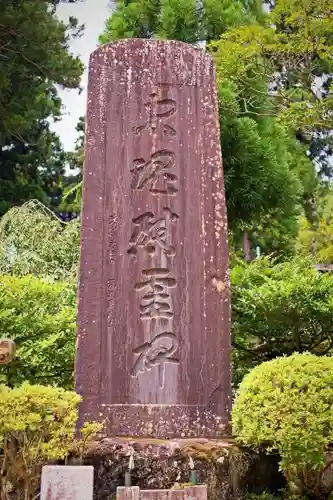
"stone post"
76,39,231,438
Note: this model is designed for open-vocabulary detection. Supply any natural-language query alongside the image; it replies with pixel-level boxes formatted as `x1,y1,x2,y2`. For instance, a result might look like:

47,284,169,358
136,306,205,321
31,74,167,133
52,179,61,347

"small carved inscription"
128,208,179,258
131,332,179,389
130,150,178,195
108,214,117,264
106,278,116,328
134,268,176,319
45,480,77,500
133,91,177,137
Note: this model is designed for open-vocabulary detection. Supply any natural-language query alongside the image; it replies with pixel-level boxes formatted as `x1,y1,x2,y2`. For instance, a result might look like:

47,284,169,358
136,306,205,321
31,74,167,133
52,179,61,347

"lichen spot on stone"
212,278,226,293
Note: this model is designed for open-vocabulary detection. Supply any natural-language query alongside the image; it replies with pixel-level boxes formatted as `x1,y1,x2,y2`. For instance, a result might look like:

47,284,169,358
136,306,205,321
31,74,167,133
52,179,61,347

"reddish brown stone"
0,339,15,365
117,487,140,500
138,490,184,500
75,39,231,438
184,486,207,500
116,487,206,500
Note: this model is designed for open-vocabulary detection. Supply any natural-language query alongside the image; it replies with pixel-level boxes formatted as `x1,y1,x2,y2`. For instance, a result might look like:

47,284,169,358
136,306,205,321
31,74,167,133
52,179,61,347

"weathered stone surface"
76,39,231,438
117,485,207,500
117,487,140,500
184,485,207,500
40,465,93,500
138,490,183,500
79,439,285,500
0,339,15,364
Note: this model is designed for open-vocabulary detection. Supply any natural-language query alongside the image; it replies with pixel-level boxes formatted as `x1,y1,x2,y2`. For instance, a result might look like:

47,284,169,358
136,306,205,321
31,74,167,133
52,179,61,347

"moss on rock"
74,438,285,500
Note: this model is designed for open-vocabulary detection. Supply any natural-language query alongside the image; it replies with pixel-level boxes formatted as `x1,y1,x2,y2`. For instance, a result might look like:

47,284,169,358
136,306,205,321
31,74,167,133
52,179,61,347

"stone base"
117,485,207,500
77,438,285,500
80,405,229,439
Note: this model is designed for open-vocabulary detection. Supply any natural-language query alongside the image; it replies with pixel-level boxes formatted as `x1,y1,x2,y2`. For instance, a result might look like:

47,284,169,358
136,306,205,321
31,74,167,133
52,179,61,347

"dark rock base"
78,438,285,500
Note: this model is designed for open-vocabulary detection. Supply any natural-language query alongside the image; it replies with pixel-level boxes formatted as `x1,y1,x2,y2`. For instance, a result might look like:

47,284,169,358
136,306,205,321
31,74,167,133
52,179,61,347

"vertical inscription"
108,215,117,264
78,39,231,438
129,87,179,386
107,215,117,328
133,91,177,137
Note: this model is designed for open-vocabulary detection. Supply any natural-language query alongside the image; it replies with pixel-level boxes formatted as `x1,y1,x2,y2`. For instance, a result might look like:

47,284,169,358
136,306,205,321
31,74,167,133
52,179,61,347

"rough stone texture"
183,485,207,500
117,487,140,500
40,465,93,500
77,439,285,500
0,339,15,364
76,38,231,439
117,485,207,500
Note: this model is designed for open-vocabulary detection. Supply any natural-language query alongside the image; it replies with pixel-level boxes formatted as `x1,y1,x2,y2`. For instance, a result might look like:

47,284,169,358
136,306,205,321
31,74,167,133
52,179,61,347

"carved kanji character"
128,208,178,257
134,268,176,319
131,332,179,388
130,150,178,195
133,91,177,137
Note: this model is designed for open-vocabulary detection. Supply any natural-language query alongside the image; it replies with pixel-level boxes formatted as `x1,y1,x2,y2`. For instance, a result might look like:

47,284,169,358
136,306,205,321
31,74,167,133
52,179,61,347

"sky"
52,0,112,151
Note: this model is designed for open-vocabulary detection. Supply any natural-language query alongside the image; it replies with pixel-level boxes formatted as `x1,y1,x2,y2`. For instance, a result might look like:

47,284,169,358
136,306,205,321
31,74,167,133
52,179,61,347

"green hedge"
233,353,333,498
0,275,76,388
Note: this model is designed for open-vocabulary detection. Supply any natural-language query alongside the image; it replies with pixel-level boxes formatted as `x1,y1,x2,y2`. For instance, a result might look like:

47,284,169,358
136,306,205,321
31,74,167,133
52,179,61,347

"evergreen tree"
60,116,85,212
99,0,314,256
0,0,84,214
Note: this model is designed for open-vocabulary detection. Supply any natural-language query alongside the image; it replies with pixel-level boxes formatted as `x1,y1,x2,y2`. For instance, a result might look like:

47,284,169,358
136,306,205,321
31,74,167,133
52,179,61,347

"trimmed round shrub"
0,383,101,499
232,353,333,497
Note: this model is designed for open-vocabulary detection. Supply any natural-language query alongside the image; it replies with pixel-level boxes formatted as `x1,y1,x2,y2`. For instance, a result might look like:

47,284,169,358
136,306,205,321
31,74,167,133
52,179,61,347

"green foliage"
100,0,311,252
212,22,319,230
65,116,85,174
218,103,304,230
99,0,263,44
72,421,104,462
231,256,333,374
297,217,333,264
213,12,333,132
0,0,84,213
0,383,101,499
0,200,80,280
0,275,76,389
297,184,333,263
210,0,333,177
60,117,85,212
0,129,68,215
158,0,199,43
0,0,83,143
0,201,79,389
249,211,300,259
245,493,282,500
233,353,333,498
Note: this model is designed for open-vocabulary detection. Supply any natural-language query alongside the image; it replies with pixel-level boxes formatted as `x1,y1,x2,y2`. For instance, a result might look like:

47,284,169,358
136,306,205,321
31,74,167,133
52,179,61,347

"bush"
0,275,76,389
0,200,80,280
232,353,333,498
231,256,333,376
0,383,100,499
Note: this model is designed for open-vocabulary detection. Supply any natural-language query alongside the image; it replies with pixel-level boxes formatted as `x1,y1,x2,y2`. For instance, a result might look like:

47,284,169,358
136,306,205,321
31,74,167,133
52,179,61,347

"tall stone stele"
75,39,231,439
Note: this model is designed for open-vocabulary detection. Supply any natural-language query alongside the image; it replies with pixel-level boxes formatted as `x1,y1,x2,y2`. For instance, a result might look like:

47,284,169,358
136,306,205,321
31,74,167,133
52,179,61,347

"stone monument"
75,39,231,439
41,466,93,500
